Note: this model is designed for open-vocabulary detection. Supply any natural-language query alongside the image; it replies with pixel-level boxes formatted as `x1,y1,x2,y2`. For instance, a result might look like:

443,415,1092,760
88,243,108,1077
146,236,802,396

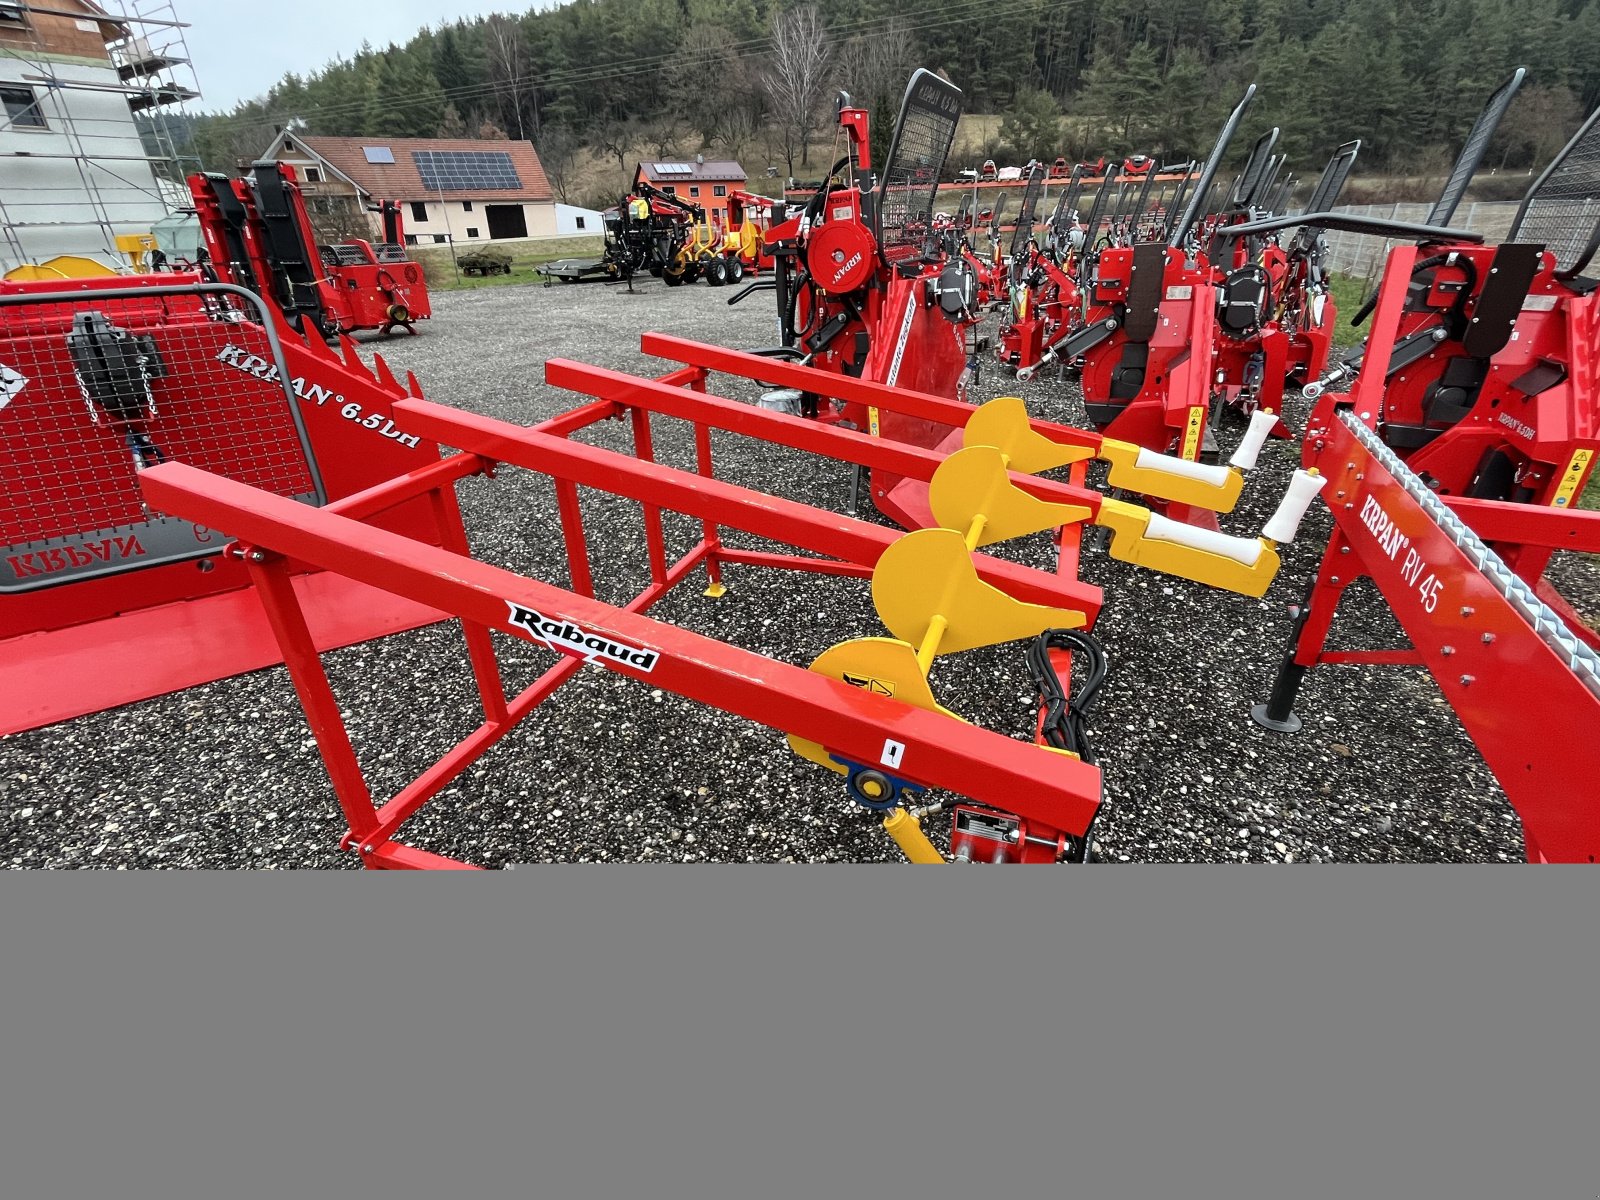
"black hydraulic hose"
1349,252,1476,327
801,157,856,225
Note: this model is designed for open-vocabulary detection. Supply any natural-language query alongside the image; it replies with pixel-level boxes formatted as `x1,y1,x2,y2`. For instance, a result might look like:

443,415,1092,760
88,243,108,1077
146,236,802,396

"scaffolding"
0,1,202,271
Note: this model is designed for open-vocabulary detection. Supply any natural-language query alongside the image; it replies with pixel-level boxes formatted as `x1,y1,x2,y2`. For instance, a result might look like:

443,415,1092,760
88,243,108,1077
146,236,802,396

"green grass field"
409,236,605,292
1326,272,1373,350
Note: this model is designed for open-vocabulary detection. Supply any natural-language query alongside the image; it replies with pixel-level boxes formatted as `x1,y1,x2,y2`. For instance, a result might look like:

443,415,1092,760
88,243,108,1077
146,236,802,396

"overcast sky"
184,2,557,112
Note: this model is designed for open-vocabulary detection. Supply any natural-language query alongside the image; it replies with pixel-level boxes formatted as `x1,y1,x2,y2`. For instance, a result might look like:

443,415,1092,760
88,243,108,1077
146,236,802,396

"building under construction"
0,0,199,274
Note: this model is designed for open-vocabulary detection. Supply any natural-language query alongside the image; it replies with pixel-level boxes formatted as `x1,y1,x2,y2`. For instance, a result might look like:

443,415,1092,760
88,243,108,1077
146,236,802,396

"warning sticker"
0,363,26,412
1550,447,1595,508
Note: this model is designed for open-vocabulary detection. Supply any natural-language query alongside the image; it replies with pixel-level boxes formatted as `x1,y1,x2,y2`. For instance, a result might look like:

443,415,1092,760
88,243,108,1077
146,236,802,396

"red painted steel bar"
1445,496,1600,553
361,542,711,850
541,359,1108,519
243,553,379,843
140,464,1103,842
391,398,1103,618
324,453,485,523
716,549,874,580
629,407,671,585
641,332,1106,452
693,421,726,592
553,478,596,598
429,485,509,726
1295,417,1600,862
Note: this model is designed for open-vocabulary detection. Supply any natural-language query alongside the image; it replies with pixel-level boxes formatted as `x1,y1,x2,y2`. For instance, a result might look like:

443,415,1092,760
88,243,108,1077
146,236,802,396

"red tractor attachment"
738,71,988,526
0,277,445,734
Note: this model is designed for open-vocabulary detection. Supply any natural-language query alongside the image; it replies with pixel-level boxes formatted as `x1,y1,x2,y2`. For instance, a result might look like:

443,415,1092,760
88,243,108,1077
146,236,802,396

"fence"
1319,201,1520,279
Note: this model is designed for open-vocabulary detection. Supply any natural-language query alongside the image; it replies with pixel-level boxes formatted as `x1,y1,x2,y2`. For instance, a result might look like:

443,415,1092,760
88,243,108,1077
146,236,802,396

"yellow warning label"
1551,447,1595,508
1181,406,1205,461
868,405,881,437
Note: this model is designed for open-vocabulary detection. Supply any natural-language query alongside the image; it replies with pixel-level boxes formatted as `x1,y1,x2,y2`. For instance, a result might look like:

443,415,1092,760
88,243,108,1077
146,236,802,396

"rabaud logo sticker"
506,601,659,673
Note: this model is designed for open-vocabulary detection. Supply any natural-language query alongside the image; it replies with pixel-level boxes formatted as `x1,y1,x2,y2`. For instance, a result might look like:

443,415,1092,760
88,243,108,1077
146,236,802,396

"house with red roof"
260,130,560,245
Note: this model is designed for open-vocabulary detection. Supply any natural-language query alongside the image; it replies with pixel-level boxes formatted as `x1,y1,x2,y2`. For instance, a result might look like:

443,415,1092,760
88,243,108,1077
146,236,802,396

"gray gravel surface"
4,276,1594,866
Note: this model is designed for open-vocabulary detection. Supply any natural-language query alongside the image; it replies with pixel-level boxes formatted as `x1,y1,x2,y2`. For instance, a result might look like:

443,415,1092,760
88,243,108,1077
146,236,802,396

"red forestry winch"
190,160,432,337
0,276,444,734
734,70,986,526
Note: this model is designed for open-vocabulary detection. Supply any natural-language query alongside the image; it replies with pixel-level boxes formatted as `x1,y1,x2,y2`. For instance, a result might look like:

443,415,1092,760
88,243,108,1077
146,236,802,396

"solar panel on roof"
654,163,693,175
413,150,522,192
363,146,395,164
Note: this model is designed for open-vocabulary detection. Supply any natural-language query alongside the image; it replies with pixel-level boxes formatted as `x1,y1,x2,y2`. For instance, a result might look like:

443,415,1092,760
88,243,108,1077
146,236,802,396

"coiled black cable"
1026,628,1110,862
1026,629,1109,763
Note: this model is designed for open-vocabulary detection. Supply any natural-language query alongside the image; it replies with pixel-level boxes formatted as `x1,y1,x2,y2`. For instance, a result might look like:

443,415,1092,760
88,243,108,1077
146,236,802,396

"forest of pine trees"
166,0,1600,209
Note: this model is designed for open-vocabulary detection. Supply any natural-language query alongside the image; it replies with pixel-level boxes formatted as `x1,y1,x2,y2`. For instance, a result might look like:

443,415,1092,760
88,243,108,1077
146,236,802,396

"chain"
1338,409,1600,700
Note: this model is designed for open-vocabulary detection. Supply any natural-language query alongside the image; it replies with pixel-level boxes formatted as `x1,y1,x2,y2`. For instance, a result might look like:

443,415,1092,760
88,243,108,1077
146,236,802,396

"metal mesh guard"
1231,129,1280,207
0,288,321,591
1509,106,1600,278
1010,163,1045,259
1305,140,1361,215
1429,68,1525,225
878,69,963,253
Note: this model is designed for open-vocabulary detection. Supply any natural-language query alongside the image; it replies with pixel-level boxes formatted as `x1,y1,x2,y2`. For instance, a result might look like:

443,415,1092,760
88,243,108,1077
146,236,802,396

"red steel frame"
138,338,1108,869
1266,406,1600,863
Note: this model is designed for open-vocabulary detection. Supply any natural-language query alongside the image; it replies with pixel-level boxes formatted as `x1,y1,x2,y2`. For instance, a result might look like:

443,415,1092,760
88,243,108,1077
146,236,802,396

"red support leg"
243,551,379,847
630,407,670,585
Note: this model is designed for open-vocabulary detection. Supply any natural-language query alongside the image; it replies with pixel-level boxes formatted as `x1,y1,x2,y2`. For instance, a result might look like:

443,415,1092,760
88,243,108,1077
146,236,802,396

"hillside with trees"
168,0,1600,208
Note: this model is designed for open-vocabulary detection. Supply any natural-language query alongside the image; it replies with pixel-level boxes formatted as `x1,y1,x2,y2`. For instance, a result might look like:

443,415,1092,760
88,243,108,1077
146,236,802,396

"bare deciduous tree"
591,115,642,191
834,17,916,166
761,4,834,174
535,124,582,204
484,14,537,140
712,108,760,166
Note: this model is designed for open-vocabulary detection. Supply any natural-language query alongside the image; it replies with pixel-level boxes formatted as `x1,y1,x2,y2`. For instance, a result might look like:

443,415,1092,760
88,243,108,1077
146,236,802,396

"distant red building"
633,158,748,226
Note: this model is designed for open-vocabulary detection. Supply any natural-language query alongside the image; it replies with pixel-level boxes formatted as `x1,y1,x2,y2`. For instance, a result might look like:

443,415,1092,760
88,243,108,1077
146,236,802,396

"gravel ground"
4,275,1594,867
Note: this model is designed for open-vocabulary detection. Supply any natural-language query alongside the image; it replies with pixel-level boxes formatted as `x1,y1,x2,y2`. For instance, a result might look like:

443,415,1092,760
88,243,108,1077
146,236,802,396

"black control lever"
727,279,776,306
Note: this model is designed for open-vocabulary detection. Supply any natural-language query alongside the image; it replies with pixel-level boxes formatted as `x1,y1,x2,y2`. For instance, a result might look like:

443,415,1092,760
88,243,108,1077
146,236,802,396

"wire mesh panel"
323,245,371,267
1428,68,1526,226
1509,106,1600,279
1230,128,1281,208
1010,162,1046,259
0,284,321,591
877,69,964,256
1304,140,1362,215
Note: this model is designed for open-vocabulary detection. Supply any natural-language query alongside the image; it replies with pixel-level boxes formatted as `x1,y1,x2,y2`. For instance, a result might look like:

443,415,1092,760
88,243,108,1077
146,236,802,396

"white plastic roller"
1261,470,1328,544
1132,448,1232,488
1227,409,1280,471
1142,513,1265,566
